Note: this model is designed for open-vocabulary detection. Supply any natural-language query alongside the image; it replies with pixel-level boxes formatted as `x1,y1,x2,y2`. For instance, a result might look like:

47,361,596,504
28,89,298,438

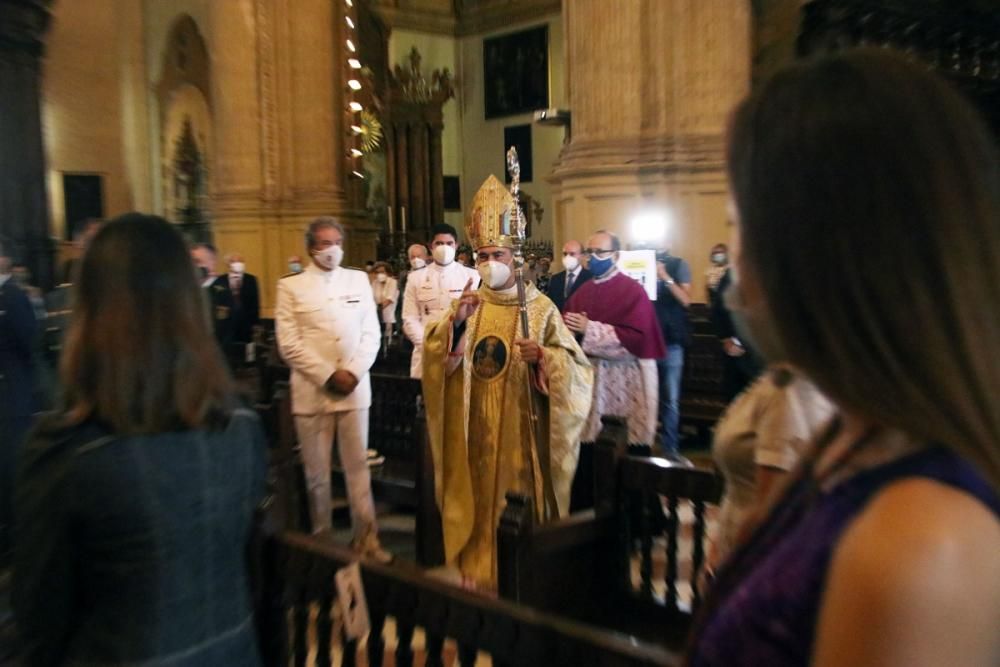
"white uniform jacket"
276,263,381,415
401,261,480,378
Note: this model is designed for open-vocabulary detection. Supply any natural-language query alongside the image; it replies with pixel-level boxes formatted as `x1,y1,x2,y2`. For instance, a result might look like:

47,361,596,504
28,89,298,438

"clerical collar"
592,266,620,284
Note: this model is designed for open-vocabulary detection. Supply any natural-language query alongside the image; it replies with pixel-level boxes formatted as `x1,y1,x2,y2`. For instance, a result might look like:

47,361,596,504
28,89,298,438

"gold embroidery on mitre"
466,175,516,250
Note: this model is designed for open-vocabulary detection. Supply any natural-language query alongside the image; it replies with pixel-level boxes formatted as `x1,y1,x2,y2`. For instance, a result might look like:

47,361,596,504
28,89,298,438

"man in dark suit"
0,246,37,554
547,239,592,312
211,253,260,366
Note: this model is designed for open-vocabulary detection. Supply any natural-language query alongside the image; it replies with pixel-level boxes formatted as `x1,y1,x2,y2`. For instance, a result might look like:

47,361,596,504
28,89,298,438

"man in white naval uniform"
401,223,479,378
276,217,389,560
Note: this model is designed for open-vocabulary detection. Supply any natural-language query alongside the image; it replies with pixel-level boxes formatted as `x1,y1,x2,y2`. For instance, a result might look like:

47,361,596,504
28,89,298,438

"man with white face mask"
547,240,593,312
210,252,260,367
275,217,389,561
401,223,479,378
421,176,593,590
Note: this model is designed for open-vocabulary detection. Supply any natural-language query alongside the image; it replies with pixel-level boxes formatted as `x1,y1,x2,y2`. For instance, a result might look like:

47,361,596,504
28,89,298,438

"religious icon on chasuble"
472,335,508,381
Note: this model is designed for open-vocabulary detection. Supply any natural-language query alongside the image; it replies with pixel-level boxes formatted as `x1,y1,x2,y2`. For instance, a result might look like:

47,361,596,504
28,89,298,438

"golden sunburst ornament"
359,110,382,153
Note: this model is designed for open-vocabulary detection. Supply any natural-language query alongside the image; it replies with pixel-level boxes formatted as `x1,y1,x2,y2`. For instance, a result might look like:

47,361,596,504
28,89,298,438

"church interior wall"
387,28,464,235
457,13,565,248
42,0,137,246
141,0,210,221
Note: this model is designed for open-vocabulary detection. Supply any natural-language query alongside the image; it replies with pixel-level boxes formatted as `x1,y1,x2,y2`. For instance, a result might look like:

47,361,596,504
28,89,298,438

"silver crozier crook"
506,146,559,520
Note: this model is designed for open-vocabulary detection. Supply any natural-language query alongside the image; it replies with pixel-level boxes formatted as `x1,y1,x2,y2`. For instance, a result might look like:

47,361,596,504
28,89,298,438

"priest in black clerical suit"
210,257,260,364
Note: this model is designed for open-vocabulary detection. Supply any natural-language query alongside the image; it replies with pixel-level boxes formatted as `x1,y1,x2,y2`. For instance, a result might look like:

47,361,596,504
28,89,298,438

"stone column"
207,0,374,315
0,0,53,287
287,0,343,213
551,0,751,298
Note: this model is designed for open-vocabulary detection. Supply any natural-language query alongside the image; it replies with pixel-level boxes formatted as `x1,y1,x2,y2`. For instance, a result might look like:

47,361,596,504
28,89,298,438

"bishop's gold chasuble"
422,283,593,587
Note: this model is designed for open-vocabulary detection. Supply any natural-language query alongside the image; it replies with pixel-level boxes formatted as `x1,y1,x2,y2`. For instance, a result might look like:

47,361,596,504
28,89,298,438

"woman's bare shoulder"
813,477,1000,666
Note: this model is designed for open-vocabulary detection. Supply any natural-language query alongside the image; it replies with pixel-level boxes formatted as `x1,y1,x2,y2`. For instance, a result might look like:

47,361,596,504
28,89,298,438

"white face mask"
478,260,511,290
432,244,456,266
562,255,579,272
230,261,245,275
376,273,388,283
313,245,343,270
409,257,426,270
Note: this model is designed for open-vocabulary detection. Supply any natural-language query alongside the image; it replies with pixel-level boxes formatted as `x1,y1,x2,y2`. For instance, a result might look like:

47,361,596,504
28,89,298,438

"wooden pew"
678,333,728,438
497,417,723,650
257,530,680,667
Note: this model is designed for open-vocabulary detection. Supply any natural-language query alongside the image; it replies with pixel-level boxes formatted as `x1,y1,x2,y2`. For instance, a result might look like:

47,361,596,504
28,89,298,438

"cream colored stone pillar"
208,0,375,315
551,0,751,300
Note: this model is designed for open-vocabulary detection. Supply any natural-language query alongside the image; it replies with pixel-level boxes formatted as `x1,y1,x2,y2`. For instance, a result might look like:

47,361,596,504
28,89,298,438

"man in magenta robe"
563,230,668,507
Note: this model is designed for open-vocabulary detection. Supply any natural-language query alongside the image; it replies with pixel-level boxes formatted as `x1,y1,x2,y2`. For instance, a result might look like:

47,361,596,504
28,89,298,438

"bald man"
547,240,592,312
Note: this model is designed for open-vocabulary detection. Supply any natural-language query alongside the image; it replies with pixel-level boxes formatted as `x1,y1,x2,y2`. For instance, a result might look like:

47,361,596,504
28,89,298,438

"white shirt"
565,267,581,290
401,260,479,378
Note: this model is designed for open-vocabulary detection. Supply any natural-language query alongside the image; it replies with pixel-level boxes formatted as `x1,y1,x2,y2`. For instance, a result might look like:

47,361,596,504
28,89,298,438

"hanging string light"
344,0,363,179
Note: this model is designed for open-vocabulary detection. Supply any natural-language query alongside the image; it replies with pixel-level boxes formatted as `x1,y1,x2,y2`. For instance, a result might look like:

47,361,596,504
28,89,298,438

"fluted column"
206,0,373,315
288,0,344,211
0,0,53,287
208,0,263,210
552,0,751,298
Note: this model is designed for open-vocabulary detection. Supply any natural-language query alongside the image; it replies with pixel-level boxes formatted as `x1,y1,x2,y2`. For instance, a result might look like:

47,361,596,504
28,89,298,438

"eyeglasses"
585,249,615,258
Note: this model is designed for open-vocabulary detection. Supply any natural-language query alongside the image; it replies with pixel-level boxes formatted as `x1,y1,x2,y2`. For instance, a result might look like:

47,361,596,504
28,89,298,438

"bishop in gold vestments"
422,176,593,588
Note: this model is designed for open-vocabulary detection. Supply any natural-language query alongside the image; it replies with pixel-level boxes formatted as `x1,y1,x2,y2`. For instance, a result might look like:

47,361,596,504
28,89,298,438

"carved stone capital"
0,0,53,57
550,134,728,184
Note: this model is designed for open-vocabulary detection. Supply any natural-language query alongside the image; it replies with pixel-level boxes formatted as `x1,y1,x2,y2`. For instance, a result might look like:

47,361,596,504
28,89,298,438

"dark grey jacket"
13,409,267,666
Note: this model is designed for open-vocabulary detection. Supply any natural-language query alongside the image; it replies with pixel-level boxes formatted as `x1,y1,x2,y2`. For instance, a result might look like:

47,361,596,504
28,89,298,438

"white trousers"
294,409,377,537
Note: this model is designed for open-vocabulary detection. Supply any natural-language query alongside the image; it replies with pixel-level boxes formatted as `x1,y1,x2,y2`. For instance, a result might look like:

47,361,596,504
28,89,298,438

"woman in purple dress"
687,50,1000,666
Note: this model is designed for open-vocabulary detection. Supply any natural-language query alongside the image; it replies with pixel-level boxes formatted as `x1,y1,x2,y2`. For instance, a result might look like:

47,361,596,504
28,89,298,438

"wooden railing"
497,417,724,651
257,531,679,667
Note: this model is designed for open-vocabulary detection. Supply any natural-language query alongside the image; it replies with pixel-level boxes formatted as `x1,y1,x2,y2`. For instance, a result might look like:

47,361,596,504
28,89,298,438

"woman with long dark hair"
688,50,1000,666
13,214,266,666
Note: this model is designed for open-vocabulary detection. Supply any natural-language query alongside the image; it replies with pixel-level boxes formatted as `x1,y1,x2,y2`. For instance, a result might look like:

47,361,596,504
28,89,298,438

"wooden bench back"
497,417,723,648
258,531,679,667
617,456,723,614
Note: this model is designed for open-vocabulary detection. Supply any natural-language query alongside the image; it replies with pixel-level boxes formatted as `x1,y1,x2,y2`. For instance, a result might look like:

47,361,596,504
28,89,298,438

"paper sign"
335,562,371,639
617,249,657,300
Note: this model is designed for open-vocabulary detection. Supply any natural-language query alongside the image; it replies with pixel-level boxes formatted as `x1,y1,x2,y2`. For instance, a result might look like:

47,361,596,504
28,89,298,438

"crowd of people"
0,48,998,665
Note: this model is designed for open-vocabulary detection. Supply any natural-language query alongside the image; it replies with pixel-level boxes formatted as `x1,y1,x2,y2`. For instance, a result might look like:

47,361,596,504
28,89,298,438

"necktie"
232,277,242,307
565,271,575,297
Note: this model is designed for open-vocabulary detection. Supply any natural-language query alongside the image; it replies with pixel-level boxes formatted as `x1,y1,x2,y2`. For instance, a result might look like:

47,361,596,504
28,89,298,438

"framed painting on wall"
503,125,533,184
484,25,549,119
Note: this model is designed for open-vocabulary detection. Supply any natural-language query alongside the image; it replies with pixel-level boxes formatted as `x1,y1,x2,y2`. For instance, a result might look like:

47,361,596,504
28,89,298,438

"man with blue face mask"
564,230,672,507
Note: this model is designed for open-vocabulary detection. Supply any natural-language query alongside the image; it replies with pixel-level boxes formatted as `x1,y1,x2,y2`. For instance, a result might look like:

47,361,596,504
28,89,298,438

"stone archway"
155,14,212,239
